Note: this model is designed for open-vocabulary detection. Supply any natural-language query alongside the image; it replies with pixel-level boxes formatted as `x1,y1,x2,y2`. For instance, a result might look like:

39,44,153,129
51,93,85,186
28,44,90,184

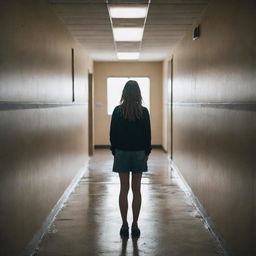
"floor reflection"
119,237,140,256
119,237,128,256
131,237,140,256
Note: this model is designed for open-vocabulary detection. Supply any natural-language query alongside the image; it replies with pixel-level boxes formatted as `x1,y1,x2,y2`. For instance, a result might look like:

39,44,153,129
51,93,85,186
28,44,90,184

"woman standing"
110,80,152,238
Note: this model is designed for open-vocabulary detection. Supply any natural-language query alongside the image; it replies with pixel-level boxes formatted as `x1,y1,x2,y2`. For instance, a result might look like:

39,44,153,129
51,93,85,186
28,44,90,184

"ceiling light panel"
113,27,144,41
116,42,141,52
117,52,140,60
107,0,148,3
112,18,145,28
109,5,148,19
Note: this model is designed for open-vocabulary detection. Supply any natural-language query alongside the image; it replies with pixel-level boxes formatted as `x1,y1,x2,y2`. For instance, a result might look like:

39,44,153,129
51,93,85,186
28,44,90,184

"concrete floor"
34,149,224,256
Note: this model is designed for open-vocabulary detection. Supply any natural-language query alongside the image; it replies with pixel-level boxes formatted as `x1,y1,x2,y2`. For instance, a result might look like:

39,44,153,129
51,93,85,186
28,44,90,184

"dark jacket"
109,105,152,156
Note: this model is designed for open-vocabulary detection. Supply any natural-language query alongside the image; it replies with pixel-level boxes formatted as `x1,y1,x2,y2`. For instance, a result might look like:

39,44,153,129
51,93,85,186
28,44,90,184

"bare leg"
131,173,142,226
118,173,130,225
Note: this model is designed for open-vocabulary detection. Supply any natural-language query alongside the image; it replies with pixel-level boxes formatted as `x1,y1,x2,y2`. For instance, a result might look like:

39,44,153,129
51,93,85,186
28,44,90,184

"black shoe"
131,225,140,238
120,224,129,237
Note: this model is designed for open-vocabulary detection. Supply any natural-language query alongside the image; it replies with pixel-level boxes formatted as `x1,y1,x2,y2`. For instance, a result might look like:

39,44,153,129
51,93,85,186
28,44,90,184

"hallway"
1,0,255,255
34,149,223,256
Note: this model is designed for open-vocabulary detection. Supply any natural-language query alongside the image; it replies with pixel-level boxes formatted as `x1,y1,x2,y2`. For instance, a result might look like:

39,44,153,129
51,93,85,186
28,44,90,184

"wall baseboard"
22,163,89,256
170,159,232,256
94,144,165,150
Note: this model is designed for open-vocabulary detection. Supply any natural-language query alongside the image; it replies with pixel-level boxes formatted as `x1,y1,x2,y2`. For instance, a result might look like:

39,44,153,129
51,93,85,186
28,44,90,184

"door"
170,58,173,159
88,72,94,156
167,58,174,159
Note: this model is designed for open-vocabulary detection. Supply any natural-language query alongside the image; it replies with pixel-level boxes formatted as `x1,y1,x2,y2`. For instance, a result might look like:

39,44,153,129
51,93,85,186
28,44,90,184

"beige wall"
94,62,162,146
0,1,92,255
162,0,255,255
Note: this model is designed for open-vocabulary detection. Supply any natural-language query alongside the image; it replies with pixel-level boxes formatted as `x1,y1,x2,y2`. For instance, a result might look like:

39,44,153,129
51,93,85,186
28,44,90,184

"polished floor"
34,149,224,256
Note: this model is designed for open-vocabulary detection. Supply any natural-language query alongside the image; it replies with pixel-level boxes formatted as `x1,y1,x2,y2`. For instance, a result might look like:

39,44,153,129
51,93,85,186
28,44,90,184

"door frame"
88,72,94,156
170,58,173,159
167,58,174,159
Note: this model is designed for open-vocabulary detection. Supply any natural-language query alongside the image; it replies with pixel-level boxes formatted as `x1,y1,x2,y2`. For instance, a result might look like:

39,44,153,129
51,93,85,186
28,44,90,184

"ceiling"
48,0,210,61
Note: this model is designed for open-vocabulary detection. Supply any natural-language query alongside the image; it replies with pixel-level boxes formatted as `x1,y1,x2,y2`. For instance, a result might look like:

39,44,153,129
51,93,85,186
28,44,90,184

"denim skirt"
112,149,148,173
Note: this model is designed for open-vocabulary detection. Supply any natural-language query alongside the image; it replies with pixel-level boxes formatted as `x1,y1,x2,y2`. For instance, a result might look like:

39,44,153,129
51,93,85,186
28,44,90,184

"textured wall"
0,1,92,255
94,61,162,146
163,0,255,255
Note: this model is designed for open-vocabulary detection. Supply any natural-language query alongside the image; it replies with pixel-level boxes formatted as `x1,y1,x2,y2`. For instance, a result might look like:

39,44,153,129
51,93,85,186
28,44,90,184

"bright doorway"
107,77,150,115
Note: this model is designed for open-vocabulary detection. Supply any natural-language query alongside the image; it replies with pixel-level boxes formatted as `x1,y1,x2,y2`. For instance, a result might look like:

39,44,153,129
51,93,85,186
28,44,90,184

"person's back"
110,105,151,155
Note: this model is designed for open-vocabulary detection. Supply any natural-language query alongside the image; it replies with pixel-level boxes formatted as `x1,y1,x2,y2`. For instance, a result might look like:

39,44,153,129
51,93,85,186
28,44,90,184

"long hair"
120,80,143,121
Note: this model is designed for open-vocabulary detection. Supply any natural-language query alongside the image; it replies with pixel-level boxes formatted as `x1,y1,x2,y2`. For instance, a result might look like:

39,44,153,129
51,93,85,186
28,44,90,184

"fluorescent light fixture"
117,52,140,60
113,27,143,41
109,6,148,18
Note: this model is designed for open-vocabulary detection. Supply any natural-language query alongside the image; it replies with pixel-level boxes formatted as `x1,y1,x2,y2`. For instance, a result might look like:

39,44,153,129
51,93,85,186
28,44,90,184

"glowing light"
117,52,140,60
107,77,150,115
113,27,143,41
109,6,147,18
